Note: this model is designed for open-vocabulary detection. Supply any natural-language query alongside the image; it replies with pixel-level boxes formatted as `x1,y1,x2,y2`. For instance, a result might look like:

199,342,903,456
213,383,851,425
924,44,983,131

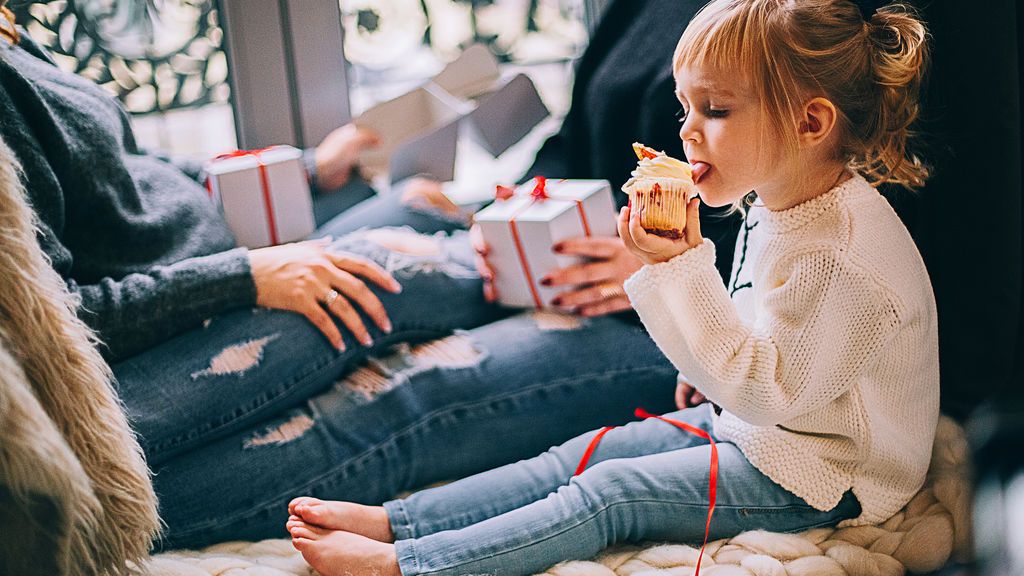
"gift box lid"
206,145,304,175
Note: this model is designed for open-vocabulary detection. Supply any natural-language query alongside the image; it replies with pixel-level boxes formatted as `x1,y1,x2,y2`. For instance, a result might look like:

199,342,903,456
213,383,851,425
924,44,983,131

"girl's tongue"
691,162,712,184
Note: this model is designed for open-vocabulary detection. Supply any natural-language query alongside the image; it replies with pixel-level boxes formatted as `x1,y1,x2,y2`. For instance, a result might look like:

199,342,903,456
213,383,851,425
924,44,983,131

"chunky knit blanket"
148,415,971,576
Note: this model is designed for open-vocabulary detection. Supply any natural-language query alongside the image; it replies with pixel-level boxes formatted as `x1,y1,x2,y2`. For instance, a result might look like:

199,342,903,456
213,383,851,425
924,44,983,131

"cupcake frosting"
629,154,693,181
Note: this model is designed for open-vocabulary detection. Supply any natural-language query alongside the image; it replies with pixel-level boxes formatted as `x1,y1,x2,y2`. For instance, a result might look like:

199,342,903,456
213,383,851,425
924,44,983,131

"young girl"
284,1,939,574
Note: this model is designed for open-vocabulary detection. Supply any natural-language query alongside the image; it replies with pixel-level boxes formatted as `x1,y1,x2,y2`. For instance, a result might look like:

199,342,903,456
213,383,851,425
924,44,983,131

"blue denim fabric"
150,310,677,550
116,198,681,551
386,403,861,576
112,229,503,467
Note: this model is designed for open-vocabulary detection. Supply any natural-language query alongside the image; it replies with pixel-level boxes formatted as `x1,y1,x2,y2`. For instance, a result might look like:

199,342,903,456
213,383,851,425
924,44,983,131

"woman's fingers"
323,288,372,347
553,235,623,259
301,298,345,351
324,267,392,337
326,252,401,293
577,295,632,317
543,260,615,288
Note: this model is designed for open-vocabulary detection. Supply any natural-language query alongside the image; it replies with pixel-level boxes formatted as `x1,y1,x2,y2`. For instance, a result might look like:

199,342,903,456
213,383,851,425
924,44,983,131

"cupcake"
621,143,698,239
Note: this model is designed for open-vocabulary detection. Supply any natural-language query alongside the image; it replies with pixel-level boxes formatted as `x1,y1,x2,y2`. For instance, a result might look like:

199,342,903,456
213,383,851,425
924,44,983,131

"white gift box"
474,178,618,309
205,145,316,248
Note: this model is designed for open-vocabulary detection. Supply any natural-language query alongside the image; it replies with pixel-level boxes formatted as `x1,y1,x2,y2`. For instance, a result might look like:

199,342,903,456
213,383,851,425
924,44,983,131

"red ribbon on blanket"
207,146,282,245
495,177,594,308
574,408,719,576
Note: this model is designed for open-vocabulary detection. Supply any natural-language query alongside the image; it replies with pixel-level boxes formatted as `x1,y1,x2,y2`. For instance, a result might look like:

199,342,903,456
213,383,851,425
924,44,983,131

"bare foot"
288,497,394,542
289,521,401,576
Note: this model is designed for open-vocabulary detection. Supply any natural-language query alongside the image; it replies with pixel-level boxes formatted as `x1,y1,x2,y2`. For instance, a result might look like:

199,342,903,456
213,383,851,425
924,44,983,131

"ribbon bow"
207,146,283,245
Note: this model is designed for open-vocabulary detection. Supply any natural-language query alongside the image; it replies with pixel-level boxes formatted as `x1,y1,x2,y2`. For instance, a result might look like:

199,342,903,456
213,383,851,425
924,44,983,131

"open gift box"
354,45,551,184
474,178,618,309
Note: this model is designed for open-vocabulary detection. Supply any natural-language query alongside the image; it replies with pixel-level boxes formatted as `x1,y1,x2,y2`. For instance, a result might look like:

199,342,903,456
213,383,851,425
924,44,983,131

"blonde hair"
674,0,930,190
0,0,18,44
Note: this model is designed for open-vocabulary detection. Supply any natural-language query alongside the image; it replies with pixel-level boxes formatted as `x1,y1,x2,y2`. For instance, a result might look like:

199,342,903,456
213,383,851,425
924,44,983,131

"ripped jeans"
112,215,679,550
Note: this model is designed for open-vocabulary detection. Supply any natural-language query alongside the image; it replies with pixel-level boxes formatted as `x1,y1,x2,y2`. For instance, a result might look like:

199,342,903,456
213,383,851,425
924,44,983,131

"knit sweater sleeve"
63,242,256,362
624,241,900,426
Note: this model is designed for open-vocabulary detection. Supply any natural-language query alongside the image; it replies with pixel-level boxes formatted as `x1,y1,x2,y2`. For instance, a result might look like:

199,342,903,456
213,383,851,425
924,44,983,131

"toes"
288,521,329,541
288,496,318,515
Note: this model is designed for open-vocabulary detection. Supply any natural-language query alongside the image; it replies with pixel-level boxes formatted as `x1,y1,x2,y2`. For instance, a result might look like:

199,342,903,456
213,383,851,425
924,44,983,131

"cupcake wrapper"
628,180,692,238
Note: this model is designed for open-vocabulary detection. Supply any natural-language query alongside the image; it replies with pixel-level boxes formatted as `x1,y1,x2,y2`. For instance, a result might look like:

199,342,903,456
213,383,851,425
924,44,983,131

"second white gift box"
474,178,617,309
205,145,316,248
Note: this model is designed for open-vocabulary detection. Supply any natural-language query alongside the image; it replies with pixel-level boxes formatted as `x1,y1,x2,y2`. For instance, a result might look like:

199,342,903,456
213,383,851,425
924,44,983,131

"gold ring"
597,282,624,301
324,289,340,307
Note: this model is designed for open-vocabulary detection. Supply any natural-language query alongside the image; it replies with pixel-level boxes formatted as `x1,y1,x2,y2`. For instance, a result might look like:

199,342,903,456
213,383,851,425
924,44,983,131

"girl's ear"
797,97,838,148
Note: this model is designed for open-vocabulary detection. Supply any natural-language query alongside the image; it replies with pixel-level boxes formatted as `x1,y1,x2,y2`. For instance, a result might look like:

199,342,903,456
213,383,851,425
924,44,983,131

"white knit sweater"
624,174,939,526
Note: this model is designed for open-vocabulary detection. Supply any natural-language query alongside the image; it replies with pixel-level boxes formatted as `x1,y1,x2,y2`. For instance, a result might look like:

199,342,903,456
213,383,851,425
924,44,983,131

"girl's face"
675,66,785,207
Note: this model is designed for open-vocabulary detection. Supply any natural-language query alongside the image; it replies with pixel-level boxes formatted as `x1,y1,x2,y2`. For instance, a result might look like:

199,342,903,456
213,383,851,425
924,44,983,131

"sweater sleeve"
624,241,900,426
66,246,257,362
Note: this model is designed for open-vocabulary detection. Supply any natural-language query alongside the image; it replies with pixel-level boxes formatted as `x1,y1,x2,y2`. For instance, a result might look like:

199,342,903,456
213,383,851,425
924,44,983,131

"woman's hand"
617,198,703,265
469,224,498,303
249,239,402,350
314,124,381,190
540,236,644,317
400,177,461,218
675,376,707,410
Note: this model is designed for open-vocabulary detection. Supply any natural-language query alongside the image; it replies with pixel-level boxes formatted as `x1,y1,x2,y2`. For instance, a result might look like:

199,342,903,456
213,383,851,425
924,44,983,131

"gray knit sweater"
0,34,256,361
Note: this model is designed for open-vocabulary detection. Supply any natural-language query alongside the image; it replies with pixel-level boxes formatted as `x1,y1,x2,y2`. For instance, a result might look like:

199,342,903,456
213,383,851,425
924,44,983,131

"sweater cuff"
187,247,258,310
624,240,718,304
302,147,320,194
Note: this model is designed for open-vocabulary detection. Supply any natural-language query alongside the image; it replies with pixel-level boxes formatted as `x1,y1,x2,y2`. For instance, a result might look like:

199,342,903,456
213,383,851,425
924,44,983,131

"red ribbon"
574,408,719,576
208,146,282,246
496,177,595,308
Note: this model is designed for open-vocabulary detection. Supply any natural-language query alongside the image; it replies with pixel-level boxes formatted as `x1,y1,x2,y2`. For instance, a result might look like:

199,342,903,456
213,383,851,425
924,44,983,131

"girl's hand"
617,198,703,265
469,224,498,303
314,124,381,190
675,376,707,410
541,236,643,317
249,239,401,350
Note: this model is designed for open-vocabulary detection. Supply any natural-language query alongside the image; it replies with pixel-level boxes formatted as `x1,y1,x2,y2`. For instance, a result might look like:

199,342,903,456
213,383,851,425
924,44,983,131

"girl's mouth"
691,162,712,184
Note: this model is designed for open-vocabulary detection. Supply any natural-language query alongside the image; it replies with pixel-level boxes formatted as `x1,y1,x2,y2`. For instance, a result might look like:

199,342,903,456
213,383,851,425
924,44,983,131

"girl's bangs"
673,1,760,77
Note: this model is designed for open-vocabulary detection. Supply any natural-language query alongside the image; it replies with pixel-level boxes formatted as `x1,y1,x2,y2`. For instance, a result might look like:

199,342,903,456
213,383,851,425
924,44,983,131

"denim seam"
169,363,678,536
385,499,416,541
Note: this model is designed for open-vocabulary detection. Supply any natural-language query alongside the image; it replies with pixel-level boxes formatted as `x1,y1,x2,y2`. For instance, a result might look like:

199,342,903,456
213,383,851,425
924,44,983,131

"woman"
1,0,738,549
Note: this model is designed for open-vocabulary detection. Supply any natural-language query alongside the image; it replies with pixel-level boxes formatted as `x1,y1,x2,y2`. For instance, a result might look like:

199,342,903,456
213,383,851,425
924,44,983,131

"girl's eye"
676,107,688,123
705,107,729,118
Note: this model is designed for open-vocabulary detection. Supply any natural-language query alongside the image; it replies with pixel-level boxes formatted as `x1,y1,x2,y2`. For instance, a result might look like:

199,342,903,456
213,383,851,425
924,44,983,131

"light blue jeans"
114,197,680,550
385,403,861,576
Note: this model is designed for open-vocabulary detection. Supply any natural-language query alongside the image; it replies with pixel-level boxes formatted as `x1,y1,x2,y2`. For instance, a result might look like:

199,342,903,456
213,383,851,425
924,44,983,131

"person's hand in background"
675,375,707,410
540,236,643,317
314,124,381,190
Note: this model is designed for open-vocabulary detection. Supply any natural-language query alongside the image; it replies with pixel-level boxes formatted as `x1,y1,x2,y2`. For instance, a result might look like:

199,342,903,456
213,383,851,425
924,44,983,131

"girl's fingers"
685,197,703,247
617,207,642,254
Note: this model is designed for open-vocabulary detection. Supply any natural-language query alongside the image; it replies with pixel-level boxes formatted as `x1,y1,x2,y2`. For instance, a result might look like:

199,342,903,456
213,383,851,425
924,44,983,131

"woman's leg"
390,442,860,576
151,313,678,550
113,229,504,467
314,189,467,238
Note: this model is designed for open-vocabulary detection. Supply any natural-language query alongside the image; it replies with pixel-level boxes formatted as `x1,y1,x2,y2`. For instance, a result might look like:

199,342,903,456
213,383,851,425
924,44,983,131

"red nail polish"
551,296,563,306
552,243,564,253
540,277,552,286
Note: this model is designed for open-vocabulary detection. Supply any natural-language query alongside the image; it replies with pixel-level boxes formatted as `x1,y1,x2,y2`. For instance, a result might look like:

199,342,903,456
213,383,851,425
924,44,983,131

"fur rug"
149,415,971,576
0,135,160,574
